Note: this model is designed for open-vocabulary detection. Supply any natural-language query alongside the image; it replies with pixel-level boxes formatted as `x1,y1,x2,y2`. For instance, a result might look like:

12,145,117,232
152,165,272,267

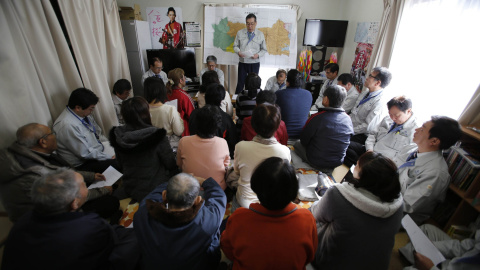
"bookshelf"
436,126,480,231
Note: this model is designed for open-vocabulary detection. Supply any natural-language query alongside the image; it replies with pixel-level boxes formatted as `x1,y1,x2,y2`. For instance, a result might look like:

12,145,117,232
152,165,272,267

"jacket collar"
146,198,204,227
248,203,297,217
335,182,403,218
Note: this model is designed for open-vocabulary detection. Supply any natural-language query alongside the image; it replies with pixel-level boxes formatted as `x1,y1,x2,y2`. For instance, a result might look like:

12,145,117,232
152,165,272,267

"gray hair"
372,67,392,88
31,168,80,215
166,173,200,209
206,55,217,64
16,123,45,148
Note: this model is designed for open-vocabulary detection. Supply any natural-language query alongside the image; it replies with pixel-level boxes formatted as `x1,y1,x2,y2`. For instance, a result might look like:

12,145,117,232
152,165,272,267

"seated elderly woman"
221,157,318,269
231,104,291,211
177,105,230,190
310,152,403,270
144,77,184,149
196,70,233,116
109,97,177,202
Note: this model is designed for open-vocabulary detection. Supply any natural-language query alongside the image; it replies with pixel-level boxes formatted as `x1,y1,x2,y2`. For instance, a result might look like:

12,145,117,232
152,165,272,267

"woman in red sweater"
166,68,194,136
221,157,318,269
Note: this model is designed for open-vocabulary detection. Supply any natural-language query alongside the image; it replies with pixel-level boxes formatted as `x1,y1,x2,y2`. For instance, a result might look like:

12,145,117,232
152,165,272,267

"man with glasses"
233,13,267,94
142,57,168,85
0,123,119,222
343,67,392,171
53,88,119,173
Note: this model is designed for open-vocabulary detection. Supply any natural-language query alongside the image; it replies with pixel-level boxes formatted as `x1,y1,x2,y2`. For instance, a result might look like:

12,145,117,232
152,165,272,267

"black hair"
112,79,132,95
205,83,226,107
353,152,401,203
286,69,304,88
144,77,167,104
251,157,298,210
387,96,412,112
251,104,281,138
167,7,176,16
246,13,256,22
429,116,462,150
149,57,163,67
337,73,354,85
325,63,339,74
245,73,261,98
199,70,220,93
67,88,99,110
372,67,392,88
324,85,347,108
121,97,152,130
196,105,222,139
256,90,276,105
276,69,287,78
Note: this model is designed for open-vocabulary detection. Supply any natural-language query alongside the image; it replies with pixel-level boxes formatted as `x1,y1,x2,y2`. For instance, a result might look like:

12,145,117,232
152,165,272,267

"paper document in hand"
241,50,254,58
401,215,446,265
88,166,123,189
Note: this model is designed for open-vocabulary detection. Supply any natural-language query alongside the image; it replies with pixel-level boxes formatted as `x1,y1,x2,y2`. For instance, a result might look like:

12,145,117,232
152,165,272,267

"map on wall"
204,6,297,67
354,22,379,44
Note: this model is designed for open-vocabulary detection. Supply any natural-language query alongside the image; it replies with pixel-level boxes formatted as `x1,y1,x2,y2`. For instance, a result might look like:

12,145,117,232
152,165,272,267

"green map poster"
204,6,297,67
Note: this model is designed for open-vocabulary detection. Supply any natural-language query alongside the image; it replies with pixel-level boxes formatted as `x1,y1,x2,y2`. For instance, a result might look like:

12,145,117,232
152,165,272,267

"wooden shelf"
461,126,480,141
465,197,480,212
439,126,480,231
449,184,466,198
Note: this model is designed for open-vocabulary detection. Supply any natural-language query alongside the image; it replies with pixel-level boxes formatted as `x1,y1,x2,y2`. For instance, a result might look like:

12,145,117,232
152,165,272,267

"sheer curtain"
0,0,82,148
386,0,480,124
368,0,406,72
58,0,131,132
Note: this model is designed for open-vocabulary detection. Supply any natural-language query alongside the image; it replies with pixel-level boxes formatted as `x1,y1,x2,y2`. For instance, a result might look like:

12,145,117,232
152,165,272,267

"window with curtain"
386,0,480,124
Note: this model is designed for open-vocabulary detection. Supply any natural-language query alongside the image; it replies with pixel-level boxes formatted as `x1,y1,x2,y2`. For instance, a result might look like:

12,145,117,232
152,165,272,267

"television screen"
146,49,197,79
303,19,348,47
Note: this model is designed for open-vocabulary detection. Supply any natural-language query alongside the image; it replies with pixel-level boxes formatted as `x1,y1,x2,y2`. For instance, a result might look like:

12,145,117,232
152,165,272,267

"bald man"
0,123,118,222
134,173,226,269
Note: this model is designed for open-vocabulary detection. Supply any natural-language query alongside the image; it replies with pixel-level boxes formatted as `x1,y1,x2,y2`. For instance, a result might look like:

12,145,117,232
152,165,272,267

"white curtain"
367,0,406,73
58,0,131,133
386,0,480,123
0,0,83,148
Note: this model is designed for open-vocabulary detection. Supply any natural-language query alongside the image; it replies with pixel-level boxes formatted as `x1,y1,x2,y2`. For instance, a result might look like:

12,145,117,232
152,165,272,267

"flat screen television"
303,19,348,47
146,49,197,79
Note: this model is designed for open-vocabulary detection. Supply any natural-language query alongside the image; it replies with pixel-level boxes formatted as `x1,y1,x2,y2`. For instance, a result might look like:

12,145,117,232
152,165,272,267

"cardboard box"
119,4,142,21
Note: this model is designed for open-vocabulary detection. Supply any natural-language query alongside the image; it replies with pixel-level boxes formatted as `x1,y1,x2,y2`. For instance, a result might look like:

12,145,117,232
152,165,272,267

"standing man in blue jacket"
234,13,267,94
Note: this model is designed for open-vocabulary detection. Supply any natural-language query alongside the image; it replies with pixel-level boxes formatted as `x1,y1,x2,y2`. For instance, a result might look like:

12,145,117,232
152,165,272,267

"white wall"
117,0,383,75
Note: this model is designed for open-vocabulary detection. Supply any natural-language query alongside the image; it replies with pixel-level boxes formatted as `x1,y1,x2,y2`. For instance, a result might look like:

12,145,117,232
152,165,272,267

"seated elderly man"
394,116,461,224
0,123,118,222
1,169,139,270
295,85,353,173
264,69,287,92
200,55,225,86
344,96,419,167
134,173,226,270
53,88,118,173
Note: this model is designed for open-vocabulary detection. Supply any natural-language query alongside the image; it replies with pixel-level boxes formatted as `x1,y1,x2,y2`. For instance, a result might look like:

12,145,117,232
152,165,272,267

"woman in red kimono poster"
159,7,184,49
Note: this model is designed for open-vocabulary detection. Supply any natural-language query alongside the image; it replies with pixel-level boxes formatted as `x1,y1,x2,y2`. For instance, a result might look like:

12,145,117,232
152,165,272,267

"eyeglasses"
39,132,56,141
153,66,163,70
246,22,256,26
368,74,379,80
